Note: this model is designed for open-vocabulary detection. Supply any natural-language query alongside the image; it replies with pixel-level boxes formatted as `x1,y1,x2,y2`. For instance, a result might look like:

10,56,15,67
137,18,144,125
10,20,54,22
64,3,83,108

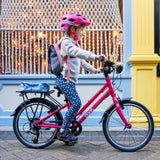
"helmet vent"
69,18,76,22
62,17,67,20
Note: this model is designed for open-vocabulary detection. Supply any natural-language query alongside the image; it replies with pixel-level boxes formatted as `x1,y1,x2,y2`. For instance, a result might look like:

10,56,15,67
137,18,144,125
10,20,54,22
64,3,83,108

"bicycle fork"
105,77,132,128
112,95,132,128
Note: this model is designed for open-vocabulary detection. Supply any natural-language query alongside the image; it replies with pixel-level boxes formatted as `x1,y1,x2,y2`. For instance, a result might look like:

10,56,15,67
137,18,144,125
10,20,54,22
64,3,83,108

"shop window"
0,0,123,75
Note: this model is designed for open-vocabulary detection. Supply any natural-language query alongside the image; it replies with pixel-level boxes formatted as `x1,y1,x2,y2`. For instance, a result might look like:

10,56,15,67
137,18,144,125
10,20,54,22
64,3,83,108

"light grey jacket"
60,37,96,83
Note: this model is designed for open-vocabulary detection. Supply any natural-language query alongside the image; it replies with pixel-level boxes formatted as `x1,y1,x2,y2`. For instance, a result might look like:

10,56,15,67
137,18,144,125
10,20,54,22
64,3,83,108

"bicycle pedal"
66,140,78,146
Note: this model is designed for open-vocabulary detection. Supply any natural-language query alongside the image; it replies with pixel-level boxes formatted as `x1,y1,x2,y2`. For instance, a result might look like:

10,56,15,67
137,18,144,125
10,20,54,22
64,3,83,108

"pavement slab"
0,139,160,160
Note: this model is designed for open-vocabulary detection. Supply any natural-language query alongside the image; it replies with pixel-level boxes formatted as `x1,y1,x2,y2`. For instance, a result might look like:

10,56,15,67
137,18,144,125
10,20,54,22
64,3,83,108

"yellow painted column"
129,0,160,126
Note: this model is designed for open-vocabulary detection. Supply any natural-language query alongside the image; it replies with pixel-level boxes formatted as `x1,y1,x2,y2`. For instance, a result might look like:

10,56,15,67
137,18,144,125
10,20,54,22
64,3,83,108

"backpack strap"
66,56,70,83
58,37,79,83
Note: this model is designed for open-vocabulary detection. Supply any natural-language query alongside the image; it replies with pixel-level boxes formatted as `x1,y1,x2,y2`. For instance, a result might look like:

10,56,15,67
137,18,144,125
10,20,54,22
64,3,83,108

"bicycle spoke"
109,114,125,126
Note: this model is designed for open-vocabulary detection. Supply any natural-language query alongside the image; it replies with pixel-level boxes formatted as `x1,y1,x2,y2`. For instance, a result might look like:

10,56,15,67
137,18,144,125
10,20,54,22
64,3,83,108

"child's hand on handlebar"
95,55,107,73
95,68,102,74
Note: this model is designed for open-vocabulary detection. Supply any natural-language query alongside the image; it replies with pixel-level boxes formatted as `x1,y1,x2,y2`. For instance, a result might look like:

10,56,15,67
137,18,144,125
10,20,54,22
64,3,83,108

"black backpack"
48,38,71,82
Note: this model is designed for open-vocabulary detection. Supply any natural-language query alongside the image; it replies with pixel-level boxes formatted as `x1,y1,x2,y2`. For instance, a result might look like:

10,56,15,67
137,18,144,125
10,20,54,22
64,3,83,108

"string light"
23,13,27,18
38,32,43,38
113,31,118,37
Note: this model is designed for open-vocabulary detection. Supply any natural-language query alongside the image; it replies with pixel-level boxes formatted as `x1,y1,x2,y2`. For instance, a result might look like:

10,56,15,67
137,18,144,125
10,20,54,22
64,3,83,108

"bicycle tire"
13,98,62,148
103,100,154,152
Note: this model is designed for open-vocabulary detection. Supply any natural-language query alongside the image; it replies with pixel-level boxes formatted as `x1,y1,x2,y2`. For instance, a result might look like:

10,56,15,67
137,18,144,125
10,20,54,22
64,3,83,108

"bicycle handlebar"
99,56,105,62
99,57,122,77
98,56,114,68
101,62,113,77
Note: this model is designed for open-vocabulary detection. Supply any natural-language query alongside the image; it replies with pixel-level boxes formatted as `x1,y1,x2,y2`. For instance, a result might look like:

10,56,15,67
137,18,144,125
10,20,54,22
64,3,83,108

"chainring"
70,121,82,136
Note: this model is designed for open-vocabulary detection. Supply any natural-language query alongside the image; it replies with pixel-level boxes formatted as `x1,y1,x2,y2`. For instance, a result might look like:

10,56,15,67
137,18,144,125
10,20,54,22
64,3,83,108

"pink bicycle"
12,60,154,151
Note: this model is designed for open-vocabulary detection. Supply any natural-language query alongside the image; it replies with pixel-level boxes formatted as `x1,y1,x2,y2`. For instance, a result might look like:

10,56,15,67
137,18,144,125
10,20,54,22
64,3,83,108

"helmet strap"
67,27,79,47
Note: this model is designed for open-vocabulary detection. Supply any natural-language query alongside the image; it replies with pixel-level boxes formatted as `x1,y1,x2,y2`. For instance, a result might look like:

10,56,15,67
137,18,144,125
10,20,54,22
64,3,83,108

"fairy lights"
0,0,123,75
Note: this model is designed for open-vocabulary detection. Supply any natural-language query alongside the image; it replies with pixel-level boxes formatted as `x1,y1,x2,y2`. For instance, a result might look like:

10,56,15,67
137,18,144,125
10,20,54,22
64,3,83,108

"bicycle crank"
70,121,82,136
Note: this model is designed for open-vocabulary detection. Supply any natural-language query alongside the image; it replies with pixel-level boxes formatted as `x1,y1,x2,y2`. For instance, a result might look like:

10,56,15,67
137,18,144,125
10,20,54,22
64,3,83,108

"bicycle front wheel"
103,100,154,152
13,98,62,148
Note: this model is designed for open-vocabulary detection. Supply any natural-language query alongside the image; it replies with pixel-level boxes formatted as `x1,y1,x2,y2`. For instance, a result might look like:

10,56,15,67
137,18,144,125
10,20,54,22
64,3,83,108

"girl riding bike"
56,13,107,144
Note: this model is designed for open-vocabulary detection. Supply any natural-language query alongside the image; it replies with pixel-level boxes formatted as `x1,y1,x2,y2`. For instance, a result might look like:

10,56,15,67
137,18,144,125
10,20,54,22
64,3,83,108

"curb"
1,126,160,141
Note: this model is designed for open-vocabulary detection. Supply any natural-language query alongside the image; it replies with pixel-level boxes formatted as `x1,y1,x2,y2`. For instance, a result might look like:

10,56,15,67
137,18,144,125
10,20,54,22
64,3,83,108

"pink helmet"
61,13,91,33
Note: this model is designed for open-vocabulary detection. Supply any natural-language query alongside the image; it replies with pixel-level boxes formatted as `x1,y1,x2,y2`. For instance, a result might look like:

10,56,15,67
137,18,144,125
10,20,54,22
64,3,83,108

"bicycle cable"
114,73,122,93
111,66,122,93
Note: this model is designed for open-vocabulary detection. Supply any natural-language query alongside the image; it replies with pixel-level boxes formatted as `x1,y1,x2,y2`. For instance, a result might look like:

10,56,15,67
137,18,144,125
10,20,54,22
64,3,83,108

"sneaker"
57,129,78,143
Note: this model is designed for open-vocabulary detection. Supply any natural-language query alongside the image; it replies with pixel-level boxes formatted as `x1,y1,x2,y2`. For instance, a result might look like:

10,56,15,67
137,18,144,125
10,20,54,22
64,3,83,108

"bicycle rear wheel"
103,100,154,152
13,98,62,148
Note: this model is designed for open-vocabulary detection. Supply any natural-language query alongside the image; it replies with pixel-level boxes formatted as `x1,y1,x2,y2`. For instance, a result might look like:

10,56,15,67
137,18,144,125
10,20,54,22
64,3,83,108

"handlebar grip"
99,56,104,61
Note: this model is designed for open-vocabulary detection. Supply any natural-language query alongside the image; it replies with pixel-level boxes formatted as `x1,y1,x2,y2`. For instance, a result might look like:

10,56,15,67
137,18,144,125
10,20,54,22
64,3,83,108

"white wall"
0,84,121,112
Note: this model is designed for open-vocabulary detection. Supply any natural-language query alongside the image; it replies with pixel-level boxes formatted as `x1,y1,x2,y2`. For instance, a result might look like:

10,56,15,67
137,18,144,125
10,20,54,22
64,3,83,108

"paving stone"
0,136,160,160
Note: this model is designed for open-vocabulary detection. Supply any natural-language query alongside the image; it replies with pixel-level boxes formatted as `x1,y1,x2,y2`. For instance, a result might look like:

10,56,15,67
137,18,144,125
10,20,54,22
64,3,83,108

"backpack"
48,38,70,82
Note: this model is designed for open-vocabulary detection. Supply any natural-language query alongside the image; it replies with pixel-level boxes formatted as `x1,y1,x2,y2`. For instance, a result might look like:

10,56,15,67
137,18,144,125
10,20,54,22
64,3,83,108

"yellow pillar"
129,0,160,126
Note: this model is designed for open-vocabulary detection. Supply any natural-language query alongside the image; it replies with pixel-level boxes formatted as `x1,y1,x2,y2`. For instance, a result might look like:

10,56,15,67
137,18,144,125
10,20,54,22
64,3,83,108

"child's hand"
95,68,102,74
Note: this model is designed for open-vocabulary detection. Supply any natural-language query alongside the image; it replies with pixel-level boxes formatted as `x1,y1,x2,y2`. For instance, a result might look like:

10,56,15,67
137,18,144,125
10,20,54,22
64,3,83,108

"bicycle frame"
35,77,131,129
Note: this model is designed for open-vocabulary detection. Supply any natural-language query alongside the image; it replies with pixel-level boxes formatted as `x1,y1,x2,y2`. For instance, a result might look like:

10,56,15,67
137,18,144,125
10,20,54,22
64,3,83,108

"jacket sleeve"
61,39,96,61
80,59,96,73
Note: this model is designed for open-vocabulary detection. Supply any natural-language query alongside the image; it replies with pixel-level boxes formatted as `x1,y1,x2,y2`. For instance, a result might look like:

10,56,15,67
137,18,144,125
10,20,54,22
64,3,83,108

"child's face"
76,26,86,41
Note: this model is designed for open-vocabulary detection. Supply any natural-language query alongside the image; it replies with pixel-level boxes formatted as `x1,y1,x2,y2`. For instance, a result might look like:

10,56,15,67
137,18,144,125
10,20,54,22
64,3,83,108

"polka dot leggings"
55,75,82,130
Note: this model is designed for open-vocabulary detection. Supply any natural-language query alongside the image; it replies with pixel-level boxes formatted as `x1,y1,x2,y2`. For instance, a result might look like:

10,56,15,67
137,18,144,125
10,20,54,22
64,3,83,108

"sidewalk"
1,139,160,160
0,129,160,160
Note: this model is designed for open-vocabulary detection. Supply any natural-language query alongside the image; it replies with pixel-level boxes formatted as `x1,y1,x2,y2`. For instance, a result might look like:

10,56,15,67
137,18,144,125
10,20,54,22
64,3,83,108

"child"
56,13,106,144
